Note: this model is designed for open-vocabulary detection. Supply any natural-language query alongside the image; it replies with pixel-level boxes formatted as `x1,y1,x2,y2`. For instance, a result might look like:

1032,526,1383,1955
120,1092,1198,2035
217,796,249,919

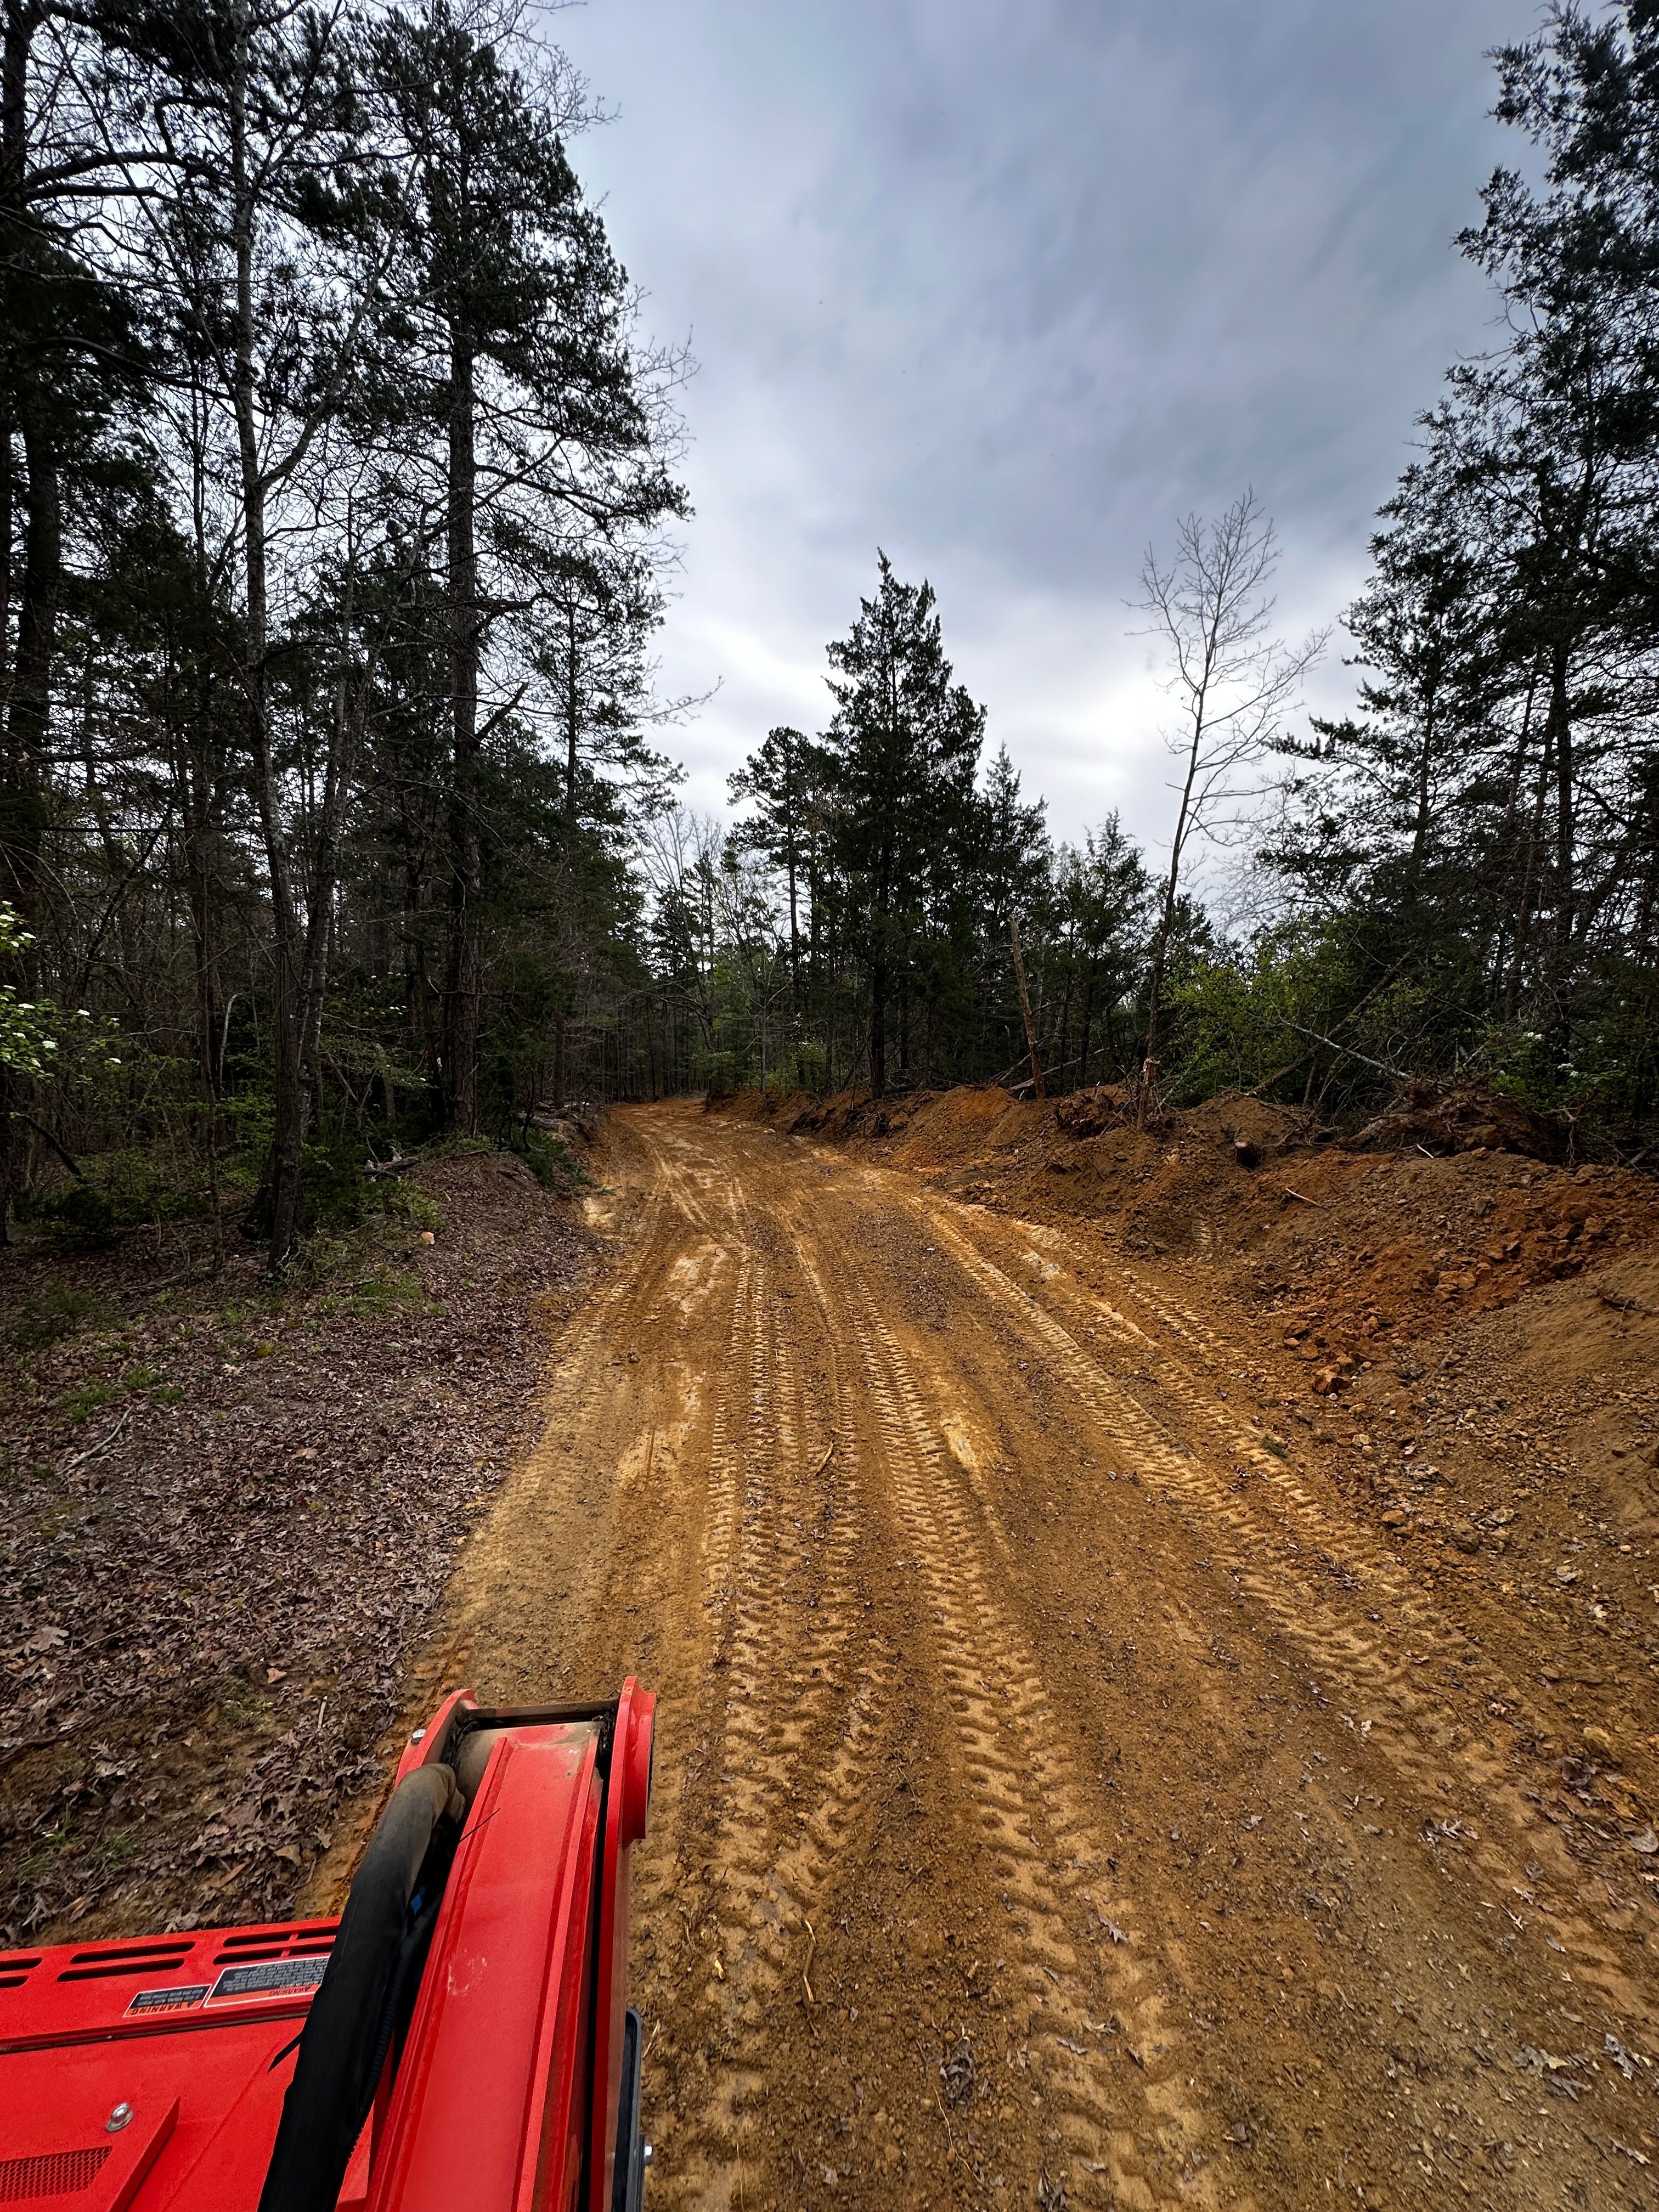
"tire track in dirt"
787,1209,1223,2212
653,1202,899,2210
916,1194,1650,2028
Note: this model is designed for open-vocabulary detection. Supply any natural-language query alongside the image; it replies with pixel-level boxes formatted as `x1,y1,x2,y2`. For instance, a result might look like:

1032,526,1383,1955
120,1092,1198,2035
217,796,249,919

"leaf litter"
0,1150,593,1944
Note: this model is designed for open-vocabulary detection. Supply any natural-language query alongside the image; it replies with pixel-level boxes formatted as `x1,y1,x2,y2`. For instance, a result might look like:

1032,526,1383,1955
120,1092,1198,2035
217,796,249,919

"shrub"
33,1182,117,1242
10,1282,115,1349
520,1133,586,1192
374,1178,441,1232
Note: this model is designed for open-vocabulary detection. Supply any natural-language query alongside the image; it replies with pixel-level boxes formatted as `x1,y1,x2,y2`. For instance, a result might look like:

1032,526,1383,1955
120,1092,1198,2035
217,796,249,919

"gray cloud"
558,0,1530,850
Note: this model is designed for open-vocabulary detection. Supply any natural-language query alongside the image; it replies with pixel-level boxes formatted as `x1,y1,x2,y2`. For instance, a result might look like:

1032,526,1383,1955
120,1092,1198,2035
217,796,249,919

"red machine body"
0,1681,656,2212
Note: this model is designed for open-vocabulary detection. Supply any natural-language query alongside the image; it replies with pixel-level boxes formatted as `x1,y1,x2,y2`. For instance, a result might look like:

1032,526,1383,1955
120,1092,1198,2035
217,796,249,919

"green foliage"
58,1378,121,1424
419,1132,496,1160
374,1178,441,1232
519,1132,586,1191
18,1813,75,1884
791,1042,827,1091
316,1267,426,1319
218,1097,276,1187
1482,984,1659,1135
702,564,1156,1103
10,1281,115,1350
215,1678,272,1731
25,1182,116,1243
1243,3,1659,1143
0,905,121,1081
99,1146,210,1228
298,1136,376,1234
821,555,986,1093
703,1049,738,1097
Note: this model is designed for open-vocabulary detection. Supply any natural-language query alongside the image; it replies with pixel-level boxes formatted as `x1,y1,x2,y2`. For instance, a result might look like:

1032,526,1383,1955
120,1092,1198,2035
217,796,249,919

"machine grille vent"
0,2148,110,2202
212,1925,335,1967
57,1942,193,1984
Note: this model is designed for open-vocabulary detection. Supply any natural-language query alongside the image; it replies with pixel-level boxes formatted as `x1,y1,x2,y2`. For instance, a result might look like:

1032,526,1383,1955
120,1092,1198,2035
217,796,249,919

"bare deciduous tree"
1135,489,1323,1120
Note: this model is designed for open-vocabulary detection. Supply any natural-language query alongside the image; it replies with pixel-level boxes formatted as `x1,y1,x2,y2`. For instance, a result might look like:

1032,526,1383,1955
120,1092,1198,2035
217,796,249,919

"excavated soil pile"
1348,1080,1572,1162
718,1081,1659,1375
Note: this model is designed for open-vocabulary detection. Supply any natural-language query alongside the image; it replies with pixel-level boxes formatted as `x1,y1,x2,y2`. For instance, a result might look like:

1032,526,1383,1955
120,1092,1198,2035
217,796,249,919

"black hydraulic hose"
257,1765,460,2212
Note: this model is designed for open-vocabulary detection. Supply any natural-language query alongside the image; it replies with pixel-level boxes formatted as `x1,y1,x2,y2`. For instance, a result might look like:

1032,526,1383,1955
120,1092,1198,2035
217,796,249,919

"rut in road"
392,1104,1659,2212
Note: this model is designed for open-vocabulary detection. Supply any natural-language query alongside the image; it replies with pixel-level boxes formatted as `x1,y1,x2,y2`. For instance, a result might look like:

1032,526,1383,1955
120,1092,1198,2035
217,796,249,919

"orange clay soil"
324,1096,1659,2211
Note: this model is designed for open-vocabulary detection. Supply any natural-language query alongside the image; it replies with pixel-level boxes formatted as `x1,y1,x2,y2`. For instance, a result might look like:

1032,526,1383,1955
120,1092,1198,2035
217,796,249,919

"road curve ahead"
409,1101,1656,2212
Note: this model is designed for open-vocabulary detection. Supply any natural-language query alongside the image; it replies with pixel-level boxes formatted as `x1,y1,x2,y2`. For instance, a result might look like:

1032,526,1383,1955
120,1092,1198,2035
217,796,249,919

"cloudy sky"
555,0,1530,855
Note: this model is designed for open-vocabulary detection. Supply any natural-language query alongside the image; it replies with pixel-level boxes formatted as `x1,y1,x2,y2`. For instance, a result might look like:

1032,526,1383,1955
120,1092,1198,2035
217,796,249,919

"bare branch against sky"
1133,490,1326,1102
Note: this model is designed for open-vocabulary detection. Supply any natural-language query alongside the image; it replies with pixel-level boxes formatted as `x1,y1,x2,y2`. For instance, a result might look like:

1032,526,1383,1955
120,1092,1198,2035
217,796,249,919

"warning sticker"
208,1957,329,2003
127,1983,210,2015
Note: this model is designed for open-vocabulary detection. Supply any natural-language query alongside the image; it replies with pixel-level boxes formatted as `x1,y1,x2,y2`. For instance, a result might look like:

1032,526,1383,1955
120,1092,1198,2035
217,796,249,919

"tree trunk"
228,26,307,1262
785,819,800,1017
1504,703,1556,1023
1548,643,1575,998
1054,921,1075,1088
0,9,50,1234
1504,654,1557,1004
563,600,580,821
1408,679,1438,873
1010,912,1044,1098
1139,868,1177,1125
444,328,483,1133
1140,693,1207,1126
174,673,226,1265
4,406,57,919
869,837,890,1096
295,649,361,1153
0,409,12,697
0,402,57,1227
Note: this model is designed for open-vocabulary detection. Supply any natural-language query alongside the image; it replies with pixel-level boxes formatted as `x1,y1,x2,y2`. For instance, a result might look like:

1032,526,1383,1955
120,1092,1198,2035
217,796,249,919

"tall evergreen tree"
822,554,984,1095
368,0,685,1132
727,725,823,1019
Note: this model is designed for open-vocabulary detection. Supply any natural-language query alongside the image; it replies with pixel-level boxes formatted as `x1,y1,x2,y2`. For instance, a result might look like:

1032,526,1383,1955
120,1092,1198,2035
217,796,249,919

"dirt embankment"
0,1147,594,1945
719,1078,1659,1379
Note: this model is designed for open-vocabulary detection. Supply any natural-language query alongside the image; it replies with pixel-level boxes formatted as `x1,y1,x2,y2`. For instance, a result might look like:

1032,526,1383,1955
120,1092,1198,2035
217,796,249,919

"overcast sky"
554,0,1531,856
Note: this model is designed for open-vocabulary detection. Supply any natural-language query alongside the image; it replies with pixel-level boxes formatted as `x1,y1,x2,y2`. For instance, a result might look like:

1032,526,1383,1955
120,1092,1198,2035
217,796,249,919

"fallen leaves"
0,1153,593,1945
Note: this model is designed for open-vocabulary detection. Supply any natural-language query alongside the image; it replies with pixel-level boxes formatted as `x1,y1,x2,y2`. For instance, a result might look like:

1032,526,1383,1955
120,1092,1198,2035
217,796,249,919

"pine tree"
368,0,685,1131
822,554,983,1095
727,725,825,1020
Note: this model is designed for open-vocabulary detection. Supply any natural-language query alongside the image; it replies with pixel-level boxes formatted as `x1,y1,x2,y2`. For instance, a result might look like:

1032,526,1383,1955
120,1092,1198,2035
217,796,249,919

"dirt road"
400,1102,1657,2211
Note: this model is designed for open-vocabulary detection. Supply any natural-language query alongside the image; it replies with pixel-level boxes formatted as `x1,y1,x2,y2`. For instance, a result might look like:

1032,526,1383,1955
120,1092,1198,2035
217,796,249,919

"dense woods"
0,0,686,1259
5,0,1659,1269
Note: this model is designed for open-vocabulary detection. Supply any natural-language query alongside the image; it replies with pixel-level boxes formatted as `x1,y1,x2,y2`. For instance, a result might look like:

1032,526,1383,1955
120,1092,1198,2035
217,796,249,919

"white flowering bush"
0,904,120,1077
